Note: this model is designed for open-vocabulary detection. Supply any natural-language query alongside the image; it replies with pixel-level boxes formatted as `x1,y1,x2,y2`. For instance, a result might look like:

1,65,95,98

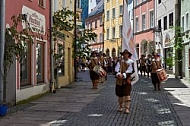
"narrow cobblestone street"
0,70,189,126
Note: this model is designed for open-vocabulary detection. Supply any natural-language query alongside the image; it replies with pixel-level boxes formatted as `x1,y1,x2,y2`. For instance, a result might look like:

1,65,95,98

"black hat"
91,51,97,54
120,49,132,56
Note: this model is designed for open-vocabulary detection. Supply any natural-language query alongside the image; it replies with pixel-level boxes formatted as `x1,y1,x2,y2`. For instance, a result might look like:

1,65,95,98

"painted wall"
86,13,104,52
52,0,75,88
181,0,190,81
104,0,123,56
134,0,154,57
155,0,177,73
5,0,50,103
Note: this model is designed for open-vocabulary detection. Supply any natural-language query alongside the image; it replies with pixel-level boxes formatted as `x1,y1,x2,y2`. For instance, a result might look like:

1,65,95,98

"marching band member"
115,49,134,114
88,51,100,89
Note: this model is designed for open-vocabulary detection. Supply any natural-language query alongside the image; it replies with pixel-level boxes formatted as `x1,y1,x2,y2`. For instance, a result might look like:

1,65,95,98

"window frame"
119,5,123,16
36,42,45,83
107,28,109,40
119,25,123,37
186,13,189,30
107,10,110,21
38,0,45,8
135,17,139,32
112,8,116,19
150,10,154,28
112,27,115,39
163,16,167,30
20,42,31,86
142,14,146,30
169,12,173,27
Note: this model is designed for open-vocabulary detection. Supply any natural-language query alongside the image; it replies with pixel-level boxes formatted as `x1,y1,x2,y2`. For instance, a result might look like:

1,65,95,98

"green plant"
52,7,75,64
73,29,97,58
165,57,173,70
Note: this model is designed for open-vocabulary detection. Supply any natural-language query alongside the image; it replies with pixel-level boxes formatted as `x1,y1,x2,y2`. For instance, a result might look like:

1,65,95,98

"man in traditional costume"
88,51,100,89
139,54,146,76
115,49,134,114
151,52,162,91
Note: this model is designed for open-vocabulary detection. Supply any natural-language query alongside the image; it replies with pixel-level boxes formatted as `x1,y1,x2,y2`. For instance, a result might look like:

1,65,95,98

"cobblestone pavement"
0,71,186,126
59,73,183,126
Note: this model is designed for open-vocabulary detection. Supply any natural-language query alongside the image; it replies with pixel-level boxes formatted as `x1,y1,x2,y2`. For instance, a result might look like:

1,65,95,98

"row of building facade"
3,0,83,105
85,0,190,82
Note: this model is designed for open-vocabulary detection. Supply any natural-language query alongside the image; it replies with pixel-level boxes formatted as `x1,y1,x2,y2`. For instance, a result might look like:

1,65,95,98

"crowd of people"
77,50,163,114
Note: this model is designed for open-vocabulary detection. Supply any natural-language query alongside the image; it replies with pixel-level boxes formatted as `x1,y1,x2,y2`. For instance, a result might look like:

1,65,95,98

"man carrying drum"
88,51,100,89
151,52,162,91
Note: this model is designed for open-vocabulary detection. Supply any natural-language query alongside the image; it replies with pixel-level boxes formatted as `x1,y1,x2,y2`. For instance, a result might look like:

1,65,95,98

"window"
90,20,92,29
164,16,167,30
158,19,161,30
150,11,154,28
107,11,110,21
135,17,139,32
142,14,146,30
62,0,66,7
158,0,161,4
119,5,123,15
169,13,173,27
112,8,115,19
95,19,97,28
38,0,45,7
100,16,103,25
182,16,184,32
189,49,190,68
36,43,44,82
76,0,81,8
186,13,189,30
112,27,115,38
54,1,58,12
20,43,31,86
135,0,139,6
99,33,103,42
94,37,97,43
107,29,109,39
119,25,123,37
129,11,131,20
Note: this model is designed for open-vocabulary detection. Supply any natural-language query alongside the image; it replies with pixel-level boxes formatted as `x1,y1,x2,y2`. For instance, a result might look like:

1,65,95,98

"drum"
156,68,168,82
93,65,107,77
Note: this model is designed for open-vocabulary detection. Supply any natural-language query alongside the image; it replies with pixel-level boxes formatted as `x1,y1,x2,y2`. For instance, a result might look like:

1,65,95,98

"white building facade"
155,0,177,74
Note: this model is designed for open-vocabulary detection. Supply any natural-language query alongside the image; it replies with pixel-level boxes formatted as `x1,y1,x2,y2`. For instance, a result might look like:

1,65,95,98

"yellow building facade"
104,0,123,57
53,0,75,88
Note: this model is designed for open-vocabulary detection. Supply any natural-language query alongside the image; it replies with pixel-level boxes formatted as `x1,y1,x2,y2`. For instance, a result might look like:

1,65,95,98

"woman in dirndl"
88,51,100,89
151,52,162,91
115,49,134,114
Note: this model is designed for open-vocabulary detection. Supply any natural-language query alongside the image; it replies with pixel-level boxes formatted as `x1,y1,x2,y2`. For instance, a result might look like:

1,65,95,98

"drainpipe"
74,0,77,80
49,0,54,92
0,0,6,103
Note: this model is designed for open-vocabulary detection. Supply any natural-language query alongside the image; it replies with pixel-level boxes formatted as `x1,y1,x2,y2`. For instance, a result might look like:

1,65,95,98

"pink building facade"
5,0,50,104
85,1,104,53
133,0,155,58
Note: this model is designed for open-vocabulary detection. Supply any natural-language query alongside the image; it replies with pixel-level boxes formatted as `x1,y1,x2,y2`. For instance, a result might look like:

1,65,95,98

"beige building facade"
104,0,123,57
53,0,75,88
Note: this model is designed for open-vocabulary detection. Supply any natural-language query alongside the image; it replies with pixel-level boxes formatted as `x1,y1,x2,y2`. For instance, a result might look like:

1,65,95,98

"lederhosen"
115,61,132,97
89,57,99,81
